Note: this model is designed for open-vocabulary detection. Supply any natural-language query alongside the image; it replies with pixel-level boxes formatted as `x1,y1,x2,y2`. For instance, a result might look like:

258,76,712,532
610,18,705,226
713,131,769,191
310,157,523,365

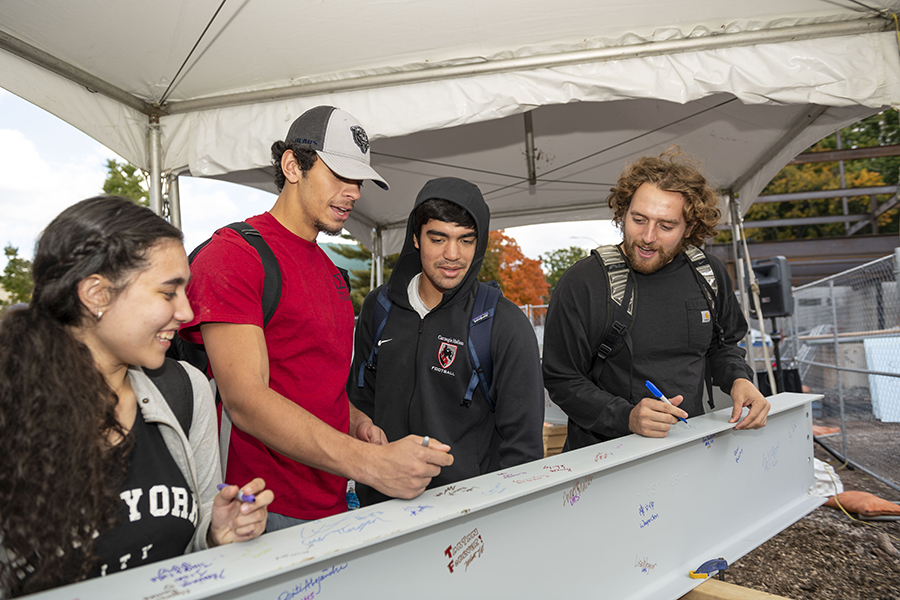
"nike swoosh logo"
378,338,392,346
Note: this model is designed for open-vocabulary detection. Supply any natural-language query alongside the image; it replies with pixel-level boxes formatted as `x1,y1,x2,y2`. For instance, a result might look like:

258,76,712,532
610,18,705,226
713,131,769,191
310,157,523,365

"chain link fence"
523,258,900,492
776,250,900,492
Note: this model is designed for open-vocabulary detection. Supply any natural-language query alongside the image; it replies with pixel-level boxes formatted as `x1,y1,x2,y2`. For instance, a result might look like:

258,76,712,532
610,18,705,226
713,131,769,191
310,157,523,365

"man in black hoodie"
349,177,544,505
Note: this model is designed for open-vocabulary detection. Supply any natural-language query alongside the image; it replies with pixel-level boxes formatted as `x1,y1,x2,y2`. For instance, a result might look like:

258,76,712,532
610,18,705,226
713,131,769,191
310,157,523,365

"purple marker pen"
217,483,255,503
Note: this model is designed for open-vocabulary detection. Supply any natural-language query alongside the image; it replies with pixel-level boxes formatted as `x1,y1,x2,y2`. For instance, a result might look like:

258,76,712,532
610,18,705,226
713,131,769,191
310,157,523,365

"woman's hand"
208,478,274,546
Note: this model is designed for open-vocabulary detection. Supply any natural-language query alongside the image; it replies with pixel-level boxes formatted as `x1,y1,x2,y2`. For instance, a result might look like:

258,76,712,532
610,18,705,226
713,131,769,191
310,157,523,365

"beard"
315,219,344,236
622,237,685,274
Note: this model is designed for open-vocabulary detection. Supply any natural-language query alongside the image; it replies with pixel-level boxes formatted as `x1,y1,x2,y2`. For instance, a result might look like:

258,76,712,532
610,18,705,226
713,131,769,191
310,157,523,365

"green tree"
0,245,34,308
329,235,399,314
833,109,899,186
716,110,899,243
102,159,149,206
540,246,588,297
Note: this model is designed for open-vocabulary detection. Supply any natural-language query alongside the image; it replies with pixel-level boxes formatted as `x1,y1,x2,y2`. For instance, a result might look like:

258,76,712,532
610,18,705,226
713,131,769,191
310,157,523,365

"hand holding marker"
217,483,255,503
645,380,688,424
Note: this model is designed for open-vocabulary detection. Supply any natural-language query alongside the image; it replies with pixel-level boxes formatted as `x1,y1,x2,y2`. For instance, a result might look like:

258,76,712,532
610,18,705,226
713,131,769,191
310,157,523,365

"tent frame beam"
166,18,886,114
0,29,157,115
1,19,884,119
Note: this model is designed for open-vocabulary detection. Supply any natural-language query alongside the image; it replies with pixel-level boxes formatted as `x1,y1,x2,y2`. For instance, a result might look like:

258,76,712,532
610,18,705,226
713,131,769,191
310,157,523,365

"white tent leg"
731,199,777,394
167,171,182,229
148,116,163,216
374,227,385,288
369,229,376,291
729,194,755,371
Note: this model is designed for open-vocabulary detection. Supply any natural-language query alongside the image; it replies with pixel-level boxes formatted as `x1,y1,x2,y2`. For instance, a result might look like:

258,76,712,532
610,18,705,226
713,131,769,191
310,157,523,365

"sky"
0,89,622,270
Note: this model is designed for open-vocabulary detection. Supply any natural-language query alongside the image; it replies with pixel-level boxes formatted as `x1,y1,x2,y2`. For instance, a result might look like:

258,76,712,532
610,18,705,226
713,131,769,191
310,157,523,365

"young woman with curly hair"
0,196,273,597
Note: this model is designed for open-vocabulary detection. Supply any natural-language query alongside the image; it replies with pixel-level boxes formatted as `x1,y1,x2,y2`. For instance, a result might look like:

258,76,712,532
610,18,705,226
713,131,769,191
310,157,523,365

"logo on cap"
350,125,369,154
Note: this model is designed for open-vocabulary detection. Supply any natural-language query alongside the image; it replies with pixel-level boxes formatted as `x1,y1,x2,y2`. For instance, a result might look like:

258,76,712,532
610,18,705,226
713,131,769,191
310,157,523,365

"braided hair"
0,196,182,596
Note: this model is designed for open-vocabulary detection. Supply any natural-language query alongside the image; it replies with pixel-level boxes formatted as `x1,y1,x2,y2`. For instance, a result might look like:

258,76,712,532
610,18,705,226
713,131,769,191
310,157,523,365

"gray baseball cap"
284,106,389,190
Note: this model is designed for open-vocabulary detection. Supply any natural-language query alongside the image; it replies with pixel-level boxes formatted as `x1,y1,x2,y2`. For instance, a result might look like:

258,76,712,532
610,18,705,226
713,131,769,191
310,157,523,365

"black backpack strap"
683,245,724,410
223,222,283,326
358,286,394,387
172,222,284,386
143,358,194,436
188,222,282,327
684,245,724,347
591,245,636,374
337,266,351,292
463,281,503,411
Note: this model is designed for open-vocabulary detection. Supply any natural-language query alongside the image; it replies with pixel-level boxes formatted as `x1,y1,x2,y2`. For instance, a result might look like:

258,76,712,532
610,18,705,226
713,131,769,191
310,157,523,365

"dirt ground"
726,442,900,600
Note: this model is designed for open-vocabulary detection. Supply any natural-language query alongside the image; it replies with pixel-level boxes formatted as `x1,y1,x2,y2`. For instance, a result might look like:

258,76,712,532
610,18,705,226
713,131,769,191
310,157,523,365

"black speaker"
756,369,803,396
747,256,794,318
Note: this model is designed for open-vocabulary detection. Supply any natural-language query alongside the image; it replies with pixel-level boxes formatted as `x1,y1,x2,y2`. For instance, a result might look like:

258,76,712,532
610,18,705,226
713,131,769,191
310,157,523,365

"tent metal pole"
524,111,537,186
166,18,886,115
167,172,182,229
0,29,150,113
729,193,755,372
148,117,163,216
734,204,778,394
374,227,385,287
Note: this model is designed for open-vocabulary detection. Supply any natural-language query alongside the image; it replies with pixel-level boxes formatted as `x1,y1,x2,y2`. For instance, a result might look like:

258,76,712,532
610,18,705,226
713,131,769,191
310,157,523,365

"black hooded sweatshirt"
348,177,544,505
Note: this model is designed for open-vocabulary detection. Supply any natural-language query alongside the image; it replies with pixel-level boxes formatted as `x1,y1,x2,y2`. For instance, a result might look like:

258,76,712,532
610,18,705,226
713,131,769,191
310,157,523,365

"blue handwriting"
150,561,224,589
404,505,432,516
482,483,506,496
299,511,387,547
277,563,348,600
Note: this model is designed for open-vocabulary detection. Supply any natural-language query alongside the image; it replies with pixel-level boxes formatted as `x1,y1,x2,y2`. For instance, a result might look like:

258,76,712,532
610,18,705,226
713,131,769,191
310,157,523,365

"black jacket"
348,178,544,504
542,249,753,450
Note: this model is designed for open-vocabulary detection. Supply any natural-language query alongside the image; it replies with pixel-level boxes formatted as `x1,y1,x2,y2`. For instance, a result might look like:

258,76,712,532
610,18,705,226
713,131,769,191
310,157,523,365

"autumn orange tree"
479,230,549,306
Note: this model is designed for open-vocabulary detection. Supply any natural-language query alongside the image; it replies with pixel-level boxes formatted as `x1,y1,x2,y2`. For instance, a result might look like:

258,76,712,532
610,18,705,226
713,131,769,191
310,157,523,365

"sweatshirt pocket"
686,297,713,350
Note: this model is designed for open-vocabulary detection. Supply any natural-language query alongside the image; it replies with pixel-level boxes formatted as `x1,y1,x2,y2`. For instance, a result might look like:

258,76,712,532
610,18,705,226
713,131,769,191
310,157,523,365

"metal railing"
779,250,900,492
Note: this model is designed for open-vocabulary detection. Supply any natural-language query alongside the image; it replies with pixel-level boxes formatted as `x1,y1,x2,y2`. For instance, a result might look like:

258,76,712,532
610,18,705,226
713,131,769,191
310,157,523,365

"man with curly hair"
543,150,769,449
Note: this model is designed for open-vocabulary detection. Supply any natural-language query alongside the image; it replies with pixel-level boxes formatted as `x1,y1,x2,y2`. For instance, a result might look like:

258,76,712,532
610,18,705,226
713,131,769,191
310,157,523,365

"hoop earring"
96,310,103,321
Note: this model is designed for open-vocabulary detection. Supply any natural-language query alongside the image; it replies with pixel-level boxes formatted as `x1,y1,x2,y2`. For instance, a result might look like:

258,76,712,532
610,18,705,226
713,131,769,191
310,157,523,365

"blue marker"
645,380,688,424
217,483,255,503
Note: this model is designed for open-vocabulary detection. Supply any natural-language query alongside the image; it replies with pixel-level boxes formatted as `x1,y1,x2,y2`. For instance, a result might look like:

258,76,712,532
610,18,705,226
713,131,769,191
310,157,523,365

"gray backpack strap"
595,244,634,317
684,244,724,347
591,245,636,367
684,244,724,410
684,244,718,306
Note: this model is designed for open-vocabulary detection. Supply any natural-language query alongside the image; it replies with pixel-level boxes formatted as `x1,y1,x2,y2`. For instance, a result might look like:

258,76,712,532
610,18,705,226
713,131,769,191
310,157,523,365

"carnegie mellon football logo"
438,342,458,369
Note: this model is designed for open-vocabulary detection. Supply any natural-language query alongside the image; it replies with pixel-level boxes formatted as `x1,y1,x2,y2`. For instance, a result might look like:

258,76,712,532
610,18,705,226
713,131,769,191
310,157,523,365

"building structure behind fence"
778,249,900,492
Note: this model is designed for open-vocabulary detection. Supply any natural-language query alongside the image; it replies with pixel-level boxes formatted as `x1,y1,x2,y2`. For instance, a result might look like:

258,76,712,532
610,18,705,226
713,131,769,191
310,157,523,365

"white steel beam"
29,393,822,600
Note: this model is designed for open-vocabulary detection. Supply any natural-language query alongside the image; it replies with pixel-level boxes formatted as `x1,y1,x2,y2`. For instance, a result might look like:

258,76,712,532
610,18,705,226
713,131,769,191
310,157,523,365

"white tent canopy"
1,0,898,253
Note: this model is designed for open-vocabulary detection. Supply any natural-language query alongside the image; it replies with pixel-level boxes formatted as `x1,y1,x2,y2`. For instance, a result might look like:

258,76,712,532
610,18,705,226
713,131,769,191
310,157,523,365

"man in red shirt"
181,106,453,530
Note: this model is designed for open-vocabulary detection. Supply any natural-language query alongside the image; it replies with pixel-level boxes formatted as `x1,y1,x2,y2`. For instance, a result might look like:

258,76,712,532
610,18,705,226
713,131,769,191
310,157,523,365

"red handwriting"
445,529,485,573
543,464,572,473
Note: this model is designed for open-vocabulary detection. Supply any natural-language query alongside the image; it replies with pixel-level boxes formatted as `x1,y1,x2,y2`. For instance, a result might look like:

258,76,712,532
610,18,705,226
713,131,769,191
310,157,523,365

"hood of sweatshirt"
386,177,490,309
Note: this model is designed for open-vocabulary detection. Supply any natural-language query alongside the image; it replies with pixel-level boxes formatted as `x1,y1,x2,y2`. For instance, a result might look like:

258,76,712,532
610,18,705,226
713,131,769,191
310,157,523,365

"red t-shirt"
181,212,353,520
